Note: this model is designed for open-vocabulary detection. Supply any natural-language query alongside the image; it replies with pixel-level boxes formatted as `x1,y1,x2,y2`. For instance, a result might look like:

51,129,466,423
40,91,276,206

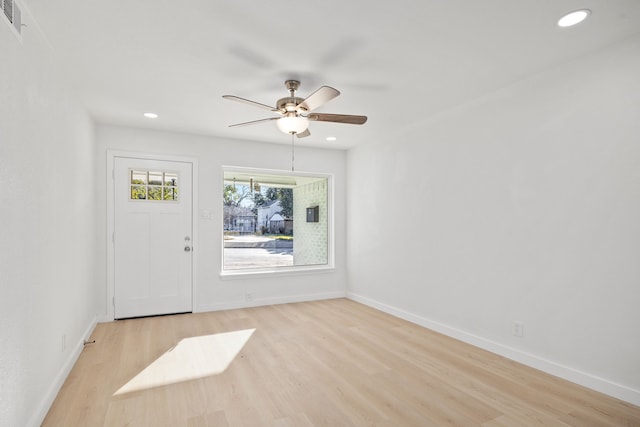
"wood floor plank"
41,298,640,426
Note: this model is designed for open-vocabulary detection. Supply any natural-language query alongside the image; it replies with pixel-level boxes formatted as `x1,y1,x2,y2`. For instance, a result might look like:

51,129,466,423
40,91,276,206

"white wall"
0,9,99,427
95,125,347,317
346,35,640,405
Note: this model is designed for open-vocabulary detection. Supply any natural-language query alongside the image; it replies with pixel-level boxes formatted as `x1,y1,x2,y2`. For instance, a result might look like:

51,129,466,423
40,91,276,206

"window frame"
220,166,335,278
129,169,180,202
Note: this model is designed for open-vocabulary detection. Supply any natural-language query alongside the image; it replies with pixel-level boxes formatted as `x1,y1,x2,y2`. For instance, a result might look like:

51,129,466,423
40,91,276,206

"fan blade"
229,117,279,128
222,95,279,112
308,113,367,125
296,129,311,138
297,86,340,112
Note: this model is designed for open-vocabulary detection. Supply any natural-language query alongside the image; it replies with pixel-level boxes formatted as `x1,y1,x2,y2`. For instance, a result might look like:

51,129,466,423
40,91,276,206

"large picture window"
222,168,331,273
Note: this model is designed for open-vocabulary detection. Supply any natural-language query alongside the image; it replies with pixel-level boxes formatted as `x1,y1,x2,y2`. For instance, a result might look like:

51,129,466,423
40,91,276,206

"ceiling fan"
223,80,367,138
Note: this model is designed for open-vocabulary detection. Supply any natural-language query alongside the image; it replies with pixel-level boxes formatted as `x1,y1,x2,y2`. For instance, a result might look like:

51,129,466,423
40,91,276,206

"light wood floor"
43,298,640,426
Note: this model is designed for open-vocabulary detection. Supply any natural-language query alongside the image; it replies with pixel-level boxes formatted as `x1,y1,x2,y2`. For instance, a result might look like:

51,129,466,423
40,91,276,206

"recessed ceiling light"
143,112,159,119
558,9,591,27
326,136,337,141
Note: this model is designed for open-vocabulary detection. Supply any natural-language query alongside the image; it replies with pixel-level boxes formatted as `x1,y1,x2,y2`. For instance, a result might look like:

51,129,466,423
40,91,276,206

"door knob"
184,246,192,252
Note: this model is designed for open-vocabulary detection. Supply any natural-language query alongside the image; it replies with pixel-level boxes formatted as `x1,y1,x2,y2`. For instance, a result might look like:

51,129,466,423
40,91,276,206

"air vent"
1,0,22,37
2,0,12,22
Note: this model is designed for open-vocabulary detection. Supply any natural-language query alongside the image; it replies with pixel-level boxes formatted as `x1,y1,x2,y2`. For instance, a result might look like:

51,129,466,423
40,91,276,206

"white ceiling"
22,0,640,150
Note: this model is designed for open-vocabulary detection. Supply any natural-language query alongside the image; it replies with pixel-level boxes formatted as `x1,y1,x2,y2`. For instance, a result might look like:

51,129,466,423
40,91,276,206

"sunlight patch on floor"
114,328,255,395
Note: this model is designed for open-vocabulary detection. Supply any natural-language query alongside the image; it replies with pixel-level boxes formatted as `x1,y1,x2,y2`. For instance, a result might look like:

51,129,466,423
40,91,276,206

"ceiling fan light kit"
277,115,309,134
223,79,367,138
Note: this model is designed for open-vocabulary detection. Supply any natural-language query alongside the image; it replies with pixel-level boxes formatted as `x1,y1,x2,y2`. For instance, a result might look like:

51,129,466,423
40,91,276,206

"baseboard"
28,316,98,427
97,313,112,323
347,292,640,407
197,291,347,312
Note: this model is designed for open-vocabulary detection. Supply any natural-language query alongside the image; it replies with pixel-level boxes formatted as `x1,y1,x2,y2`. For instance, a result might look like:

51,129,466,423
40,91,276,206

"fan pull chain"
291,132,295,172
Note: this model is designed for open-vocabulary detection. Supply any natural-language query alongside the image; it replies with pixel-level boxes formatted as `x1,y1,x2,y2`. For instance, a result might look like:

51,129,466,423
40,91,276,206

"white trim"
198,291,346,312
191,159,200,314
106,150,198,320
219,264,335,280
347,292,640,407
28,317,97,427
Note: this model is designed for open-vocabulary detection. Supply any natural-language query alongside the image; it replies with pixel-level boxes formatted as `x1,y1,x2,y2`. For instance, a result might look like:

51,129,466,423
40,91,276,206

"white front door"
114,157,193,319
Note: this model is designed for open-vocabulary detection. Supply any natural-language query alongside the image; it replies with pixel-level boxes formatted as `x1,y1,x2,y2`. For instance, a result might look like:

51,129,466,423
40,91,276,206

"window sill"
219,264,334,280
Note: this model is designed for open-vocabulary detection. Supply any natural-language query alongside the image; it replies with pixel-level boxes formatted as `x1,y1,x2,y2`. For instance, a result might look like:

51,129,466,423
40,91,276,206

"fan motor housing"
277,97,305,113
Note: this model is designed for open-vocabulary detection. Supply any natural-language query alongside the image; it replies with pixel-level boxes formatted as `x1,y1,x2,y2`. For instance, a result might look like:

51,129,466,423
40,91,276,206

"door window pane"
163,187,178,200
148,171,163,185
131,186,147,199
148,187,162,200
131,170,147,185
129,170,179,202
164,172,178,187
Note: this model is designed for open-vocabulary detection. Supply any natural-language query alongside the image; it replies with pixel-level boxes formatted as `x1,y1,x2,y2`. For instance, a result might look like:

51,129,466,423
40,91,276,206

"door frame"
106,150,199,321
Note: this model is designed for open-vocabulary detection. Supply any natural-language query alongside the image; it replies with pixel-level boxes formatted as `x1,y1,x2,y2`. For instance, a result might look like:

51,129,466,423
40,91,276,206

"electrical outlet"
245,291,254,302
61,334,67,352
512,321,524,337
